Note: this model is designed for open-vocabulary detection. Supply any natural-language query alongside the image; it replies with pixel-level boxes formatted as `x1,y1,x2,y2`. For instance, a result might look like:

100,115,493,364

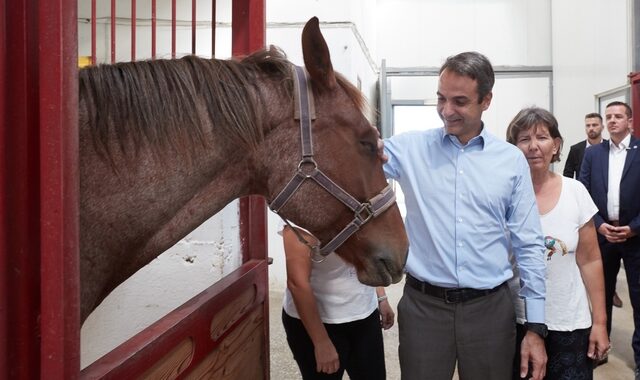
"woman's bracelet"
377,295,388,303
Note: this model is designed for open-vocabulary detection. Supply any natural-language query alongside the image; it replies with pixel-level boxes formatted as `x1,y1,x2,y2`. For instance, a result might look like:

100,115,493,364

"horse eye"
360,140,376,155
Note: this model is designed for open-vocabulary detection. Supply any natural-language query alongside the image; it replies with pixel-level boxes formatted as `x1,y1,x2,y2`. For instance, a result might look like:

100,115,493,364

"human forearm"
577,259,607,325
288,283,332,346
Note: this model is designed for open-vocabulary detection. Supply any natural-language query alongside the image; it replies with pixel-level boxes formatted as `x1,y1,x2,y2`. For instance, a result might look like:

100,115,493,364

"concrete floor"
269,269,636,379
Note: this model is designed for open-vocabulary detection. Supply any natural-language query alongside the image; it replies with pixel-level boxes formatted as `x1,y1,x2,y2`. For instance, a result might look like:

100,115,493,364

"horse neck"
78,72,291,320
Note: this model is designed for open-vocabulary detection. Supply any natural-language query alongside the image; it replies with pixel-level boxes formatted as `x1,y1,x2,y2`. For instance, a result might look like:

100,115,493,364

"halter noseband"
269,65,397,262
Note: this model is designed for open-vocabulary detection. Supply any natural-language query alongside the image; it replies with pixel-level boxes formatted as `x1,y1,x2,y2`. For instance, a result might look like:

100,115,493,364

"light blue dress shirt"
384,126,546,323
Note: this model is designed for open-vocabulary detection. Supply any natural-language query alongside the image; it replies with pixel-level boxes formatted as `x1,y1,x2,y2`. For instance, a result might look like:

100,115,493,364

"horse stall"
2,0,271,378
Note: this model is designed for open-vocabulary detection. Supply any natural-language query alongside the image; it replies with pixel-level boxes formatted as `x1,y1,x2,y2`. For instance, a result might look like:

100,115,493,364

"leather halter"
269,65,397,262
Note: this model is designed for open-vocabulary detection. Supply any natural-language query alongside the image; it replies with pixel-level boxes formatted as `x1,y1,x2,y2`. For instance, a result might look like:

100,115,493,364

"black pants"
601,240,640,368
513,323,593,380
282,309,386,380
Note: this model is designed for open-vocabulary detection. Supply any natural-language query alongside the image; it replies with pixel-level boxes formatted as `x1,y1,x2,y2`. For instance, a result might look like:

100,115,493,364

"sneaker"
613,292,623,308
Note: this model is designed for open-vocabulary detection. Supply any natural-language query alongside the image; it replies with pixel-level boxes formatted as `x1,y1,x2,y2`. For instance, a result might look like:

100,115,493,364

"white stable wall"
551,0,631,165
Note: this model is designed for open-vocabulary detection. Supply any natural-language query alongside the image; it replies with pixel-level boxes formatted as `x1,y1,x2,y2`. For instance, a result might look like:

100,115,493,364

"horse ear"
301,17,337,90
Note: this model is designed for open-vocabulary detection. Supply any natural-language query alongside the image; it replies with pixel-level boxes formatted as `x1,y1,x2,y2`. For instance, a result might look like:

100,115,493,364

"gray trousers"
398,282,516,380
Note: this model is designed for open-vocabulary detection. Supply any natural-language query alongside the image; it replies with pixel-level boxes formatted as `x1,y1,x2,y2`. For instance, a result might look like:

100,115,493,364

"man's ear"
481,92,493,111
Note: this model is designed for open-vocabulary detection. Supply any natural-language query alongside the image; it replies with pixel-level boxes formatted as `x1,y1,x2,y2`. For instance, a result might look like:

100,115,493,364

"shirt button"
460,148,465,153
459,170,464,174
458,242,463,247
457,217,463,223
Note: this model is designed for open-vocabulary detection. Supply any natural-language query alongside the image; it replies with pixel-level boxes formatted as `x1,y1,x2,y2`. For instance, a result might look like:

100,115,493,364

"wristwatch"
524,322,548,339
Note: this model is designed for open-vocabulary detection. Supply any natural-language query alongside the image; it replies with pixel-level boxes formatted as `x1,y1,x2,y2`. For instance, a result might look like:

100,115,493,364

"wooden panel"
80,260,267,379
139,339,194,380
185,307,265,379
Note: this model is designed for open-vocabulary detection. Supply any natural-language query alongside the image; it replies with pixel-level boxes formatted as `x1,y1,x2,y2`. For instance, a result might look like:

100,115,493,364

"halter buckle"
354,203,374,225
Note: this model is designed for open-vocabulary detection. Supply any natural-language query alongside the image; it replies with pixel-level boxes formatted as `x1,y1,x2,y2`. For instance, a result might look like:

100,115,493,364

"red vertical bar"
171,0,176,58
151,0,157,59
232,2,267,376
0,0,8,376
3,2,40,377
231,0,265,58
91,0,96,64
131,0,136,61
233,0,265,254
212,0,217,56
111,0,116,63
631,72,640,138
191,0,196,54
38,0,80,375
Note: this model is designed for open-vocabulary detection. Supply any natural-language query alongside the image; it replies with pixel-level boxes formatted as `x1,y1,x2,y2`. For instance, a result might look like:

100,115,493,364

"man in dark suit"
580,101,640,379
563,112,604,178
565,112,624,310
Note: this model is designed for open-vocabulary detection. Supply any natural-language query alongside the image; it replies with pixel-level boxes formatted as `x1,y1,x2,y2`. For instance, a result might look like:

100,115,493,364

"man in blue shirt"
382,51,547,380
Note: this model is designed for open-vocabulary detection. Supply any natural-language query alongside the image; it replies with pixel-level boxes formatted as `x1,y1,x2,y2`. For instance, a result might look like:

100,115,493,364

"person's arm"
578,148,605,229
283,226,340,374
563,147,577,178
507,157,547,380
375,287,394,330
575,219,610,360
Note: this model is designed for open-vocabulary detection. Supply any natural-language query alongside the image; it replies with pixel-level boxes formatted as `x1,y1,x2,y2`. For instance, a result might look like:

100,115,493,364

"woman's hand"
587,323,610,361
314,339,340,374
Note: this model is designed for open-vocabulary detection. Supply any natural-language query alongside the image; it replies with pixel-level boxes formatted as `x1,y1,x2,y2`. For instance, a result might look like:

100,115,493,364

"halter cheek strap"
269,65,397,261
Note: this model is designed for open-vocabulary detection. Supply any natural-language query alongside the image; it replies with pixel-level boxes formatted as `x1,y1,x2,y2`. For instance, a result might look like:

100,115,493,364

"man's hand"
371,125,388,162
598,223,633,243
520,331,547,380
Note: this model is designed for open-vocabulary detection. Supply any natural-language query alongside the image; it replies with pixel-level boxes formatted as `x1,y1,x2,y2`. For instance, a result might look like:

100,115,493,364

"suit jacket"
579,136,640,248
563,140,586,178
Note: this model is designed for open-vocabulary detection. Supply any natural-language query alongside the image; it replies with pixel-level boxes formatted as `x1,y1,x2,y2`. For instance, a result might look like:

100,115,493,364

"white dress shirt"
607,134,632,220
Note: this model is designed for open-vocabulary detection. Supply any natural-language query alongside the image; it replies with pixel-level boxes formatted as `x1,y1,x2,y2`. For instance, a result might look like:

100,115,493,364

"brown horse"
78,17,408,322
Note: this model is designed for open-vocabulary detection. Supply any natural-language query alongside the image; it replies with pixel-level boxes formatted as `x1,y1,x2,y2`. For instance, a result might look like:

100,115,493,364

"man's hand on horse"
371,125,388,163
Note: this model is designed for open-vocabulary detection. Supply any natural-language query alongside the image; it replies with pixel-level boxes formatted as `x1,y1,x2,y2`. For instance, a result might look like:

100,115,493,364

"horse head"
265,17,408,286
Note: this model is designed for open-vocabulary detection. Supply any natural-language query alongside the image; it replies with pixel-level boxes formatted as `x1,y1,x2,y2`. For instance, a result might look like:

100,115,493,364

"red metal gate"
1,0,269,378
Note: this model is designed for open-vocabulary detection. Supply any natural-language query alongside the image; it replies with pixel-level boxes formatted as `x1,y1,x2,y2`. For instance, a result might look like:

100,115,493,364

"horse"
78,17,408,323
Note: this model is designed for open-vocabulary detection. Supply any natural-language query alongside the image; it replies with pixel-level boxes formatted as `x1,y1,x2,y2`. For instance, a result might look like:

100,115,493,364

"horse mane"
78,46,366,161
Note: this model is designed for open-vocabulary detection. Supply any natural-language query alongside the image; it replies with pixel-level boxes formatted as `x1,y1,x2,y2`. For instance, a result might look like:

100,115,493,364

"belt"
610,220,620,227
405,273,505,304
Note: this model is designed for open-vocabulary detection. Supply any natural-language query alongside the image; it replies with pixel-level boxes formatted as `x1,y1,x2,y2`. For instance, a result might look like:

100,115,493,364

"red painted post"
111,0,116,63
131,0,136,61
171,0,177,58
0,0,7,376
232,1,268,376
91,0,96,64
38,0,80,376
1,0,79,378
192,0,197,54
630,72,640,138
151,0,157,59
212,0,217,56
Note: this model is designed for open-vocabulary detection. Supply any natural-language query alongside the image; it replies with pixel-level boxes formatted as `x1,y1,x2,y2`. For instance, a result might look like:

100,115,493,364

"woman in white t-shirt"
506,107,609,379
280,224,394,379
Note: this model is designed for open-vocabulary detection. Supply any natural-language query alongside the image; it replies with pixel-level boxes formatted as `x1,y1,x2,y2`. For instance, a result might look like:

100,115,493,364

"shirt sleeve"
506,154,546,323
383,135,405,180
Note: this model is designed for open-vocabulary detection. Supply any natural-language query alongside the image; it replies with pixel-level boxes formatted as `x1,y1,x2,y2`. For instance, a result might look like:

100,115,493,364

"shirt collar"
441,122,487,150
609,133,631,151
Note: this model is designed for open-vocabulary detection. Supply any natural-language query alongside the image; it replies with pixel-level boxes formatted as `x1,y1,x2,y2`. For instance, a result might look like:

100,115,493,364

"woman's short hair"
506,106,564,163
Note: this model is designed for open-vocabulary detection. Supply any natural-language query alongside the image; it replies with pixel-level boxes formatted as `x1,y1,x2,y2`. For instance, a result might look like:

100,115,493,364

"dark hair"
506,106,563,163
439,51,495,103
584,112,603,121
606,101,632,118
